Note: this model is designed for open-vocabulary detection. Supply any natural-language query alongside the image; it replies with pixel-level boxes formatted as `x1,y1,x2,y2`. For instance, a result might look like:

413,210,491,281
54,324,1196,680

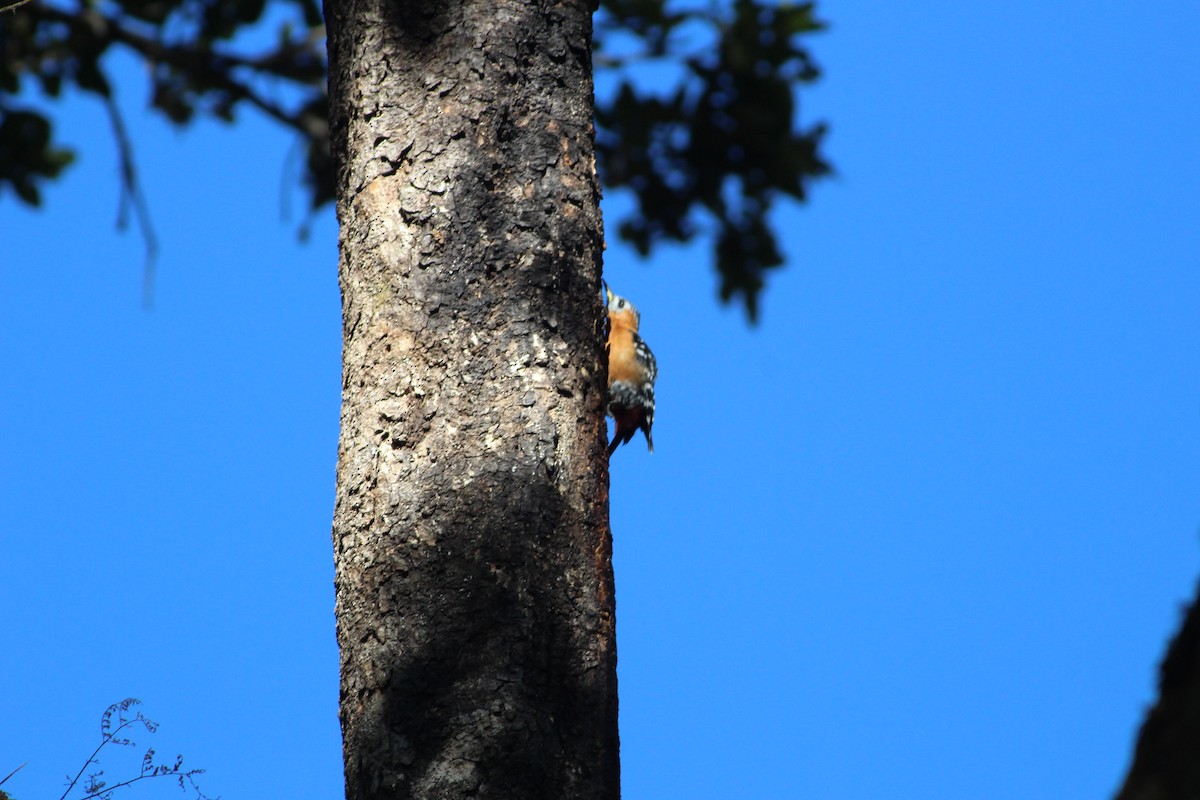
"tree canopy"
0,0,829,319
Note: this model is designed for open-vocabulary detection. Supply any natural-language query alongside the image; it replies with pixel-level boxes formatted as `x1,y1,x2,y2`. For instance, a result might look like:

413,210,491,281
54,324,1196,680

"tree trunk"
1115,579,1200,800
323,1,617,798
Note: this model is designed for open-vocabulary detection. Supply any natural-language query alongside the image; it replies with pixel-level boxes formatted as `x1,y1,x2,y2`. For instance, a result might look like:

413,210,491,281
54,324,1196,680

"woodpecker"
604,283,657,455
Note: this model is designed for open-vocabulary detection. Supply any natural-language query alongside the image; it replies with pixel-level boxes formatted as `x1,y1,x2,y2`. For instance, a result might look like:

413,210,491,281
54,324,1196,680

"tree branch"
32,4,324,138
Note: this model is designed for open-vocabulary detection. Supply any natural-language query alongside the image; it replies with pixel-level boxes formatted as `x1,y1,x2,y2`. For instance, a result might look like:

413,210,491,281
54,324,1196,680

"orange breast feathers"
606,323,641,385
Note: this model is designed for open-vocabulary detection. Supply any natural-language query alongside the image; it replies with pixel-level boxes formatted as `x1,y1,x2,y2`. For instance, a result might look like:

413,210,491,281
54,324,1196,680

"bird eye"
617,299,626,308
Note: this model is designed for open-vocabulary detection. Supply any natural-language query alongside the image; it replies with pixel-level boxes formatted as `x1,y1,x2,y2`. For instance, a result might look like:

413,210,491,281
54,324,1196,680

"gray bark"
324,0,618,797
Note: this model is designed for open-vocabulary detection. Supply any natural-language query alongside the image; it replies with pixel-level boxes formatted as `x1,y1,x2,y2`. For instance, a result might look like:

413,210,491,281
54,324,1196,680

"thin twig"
0,763,28,787
101,94,159,308
77,768,192,800
59,717,138,800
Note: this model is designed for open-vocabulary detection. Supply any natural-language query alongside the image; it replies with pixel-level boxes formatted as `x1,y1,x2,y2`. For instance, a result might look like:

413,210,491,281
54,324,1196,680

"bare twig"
0,762,28,787
101,95,158,308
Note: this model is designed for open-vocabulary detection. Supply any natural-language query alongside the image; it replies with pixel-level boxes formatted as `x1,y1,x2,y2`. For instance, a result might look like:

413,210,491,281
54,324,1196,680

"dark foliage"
0,0,830,319
0,0,330,215
0,699,211,800
596,0,830,319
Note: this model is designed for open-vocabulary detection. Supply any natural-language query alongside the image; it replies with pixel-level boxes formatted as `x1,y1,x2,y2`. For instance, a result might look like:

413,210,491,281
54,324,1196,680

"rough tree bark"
324,0,618,798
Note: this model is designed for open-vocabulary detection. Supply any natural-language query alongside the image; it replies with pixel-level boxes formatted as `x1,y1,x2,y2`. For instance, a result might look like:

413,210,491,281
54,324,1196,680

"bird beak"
602,280,613,304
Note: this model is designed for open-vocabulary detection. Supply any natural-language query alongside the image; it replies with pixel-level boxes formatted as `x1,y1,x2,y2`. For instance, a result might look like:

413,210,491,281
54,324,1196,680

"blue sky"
4,3,1200,799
